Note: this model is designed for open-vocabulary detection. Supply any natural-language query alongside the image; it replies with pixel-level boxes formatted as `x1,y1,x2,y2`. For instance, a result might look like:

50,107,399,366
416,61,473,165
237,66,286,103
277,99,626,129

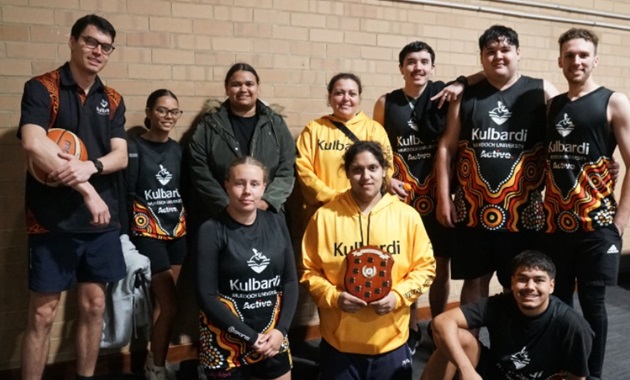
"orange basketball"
28,128,89,187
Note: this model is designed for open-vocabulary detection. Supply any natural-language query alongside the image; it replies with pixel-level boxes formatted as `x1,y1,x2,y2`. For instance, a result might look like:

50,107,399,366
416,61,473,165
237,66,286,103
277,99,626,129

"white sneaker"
145,352,176,380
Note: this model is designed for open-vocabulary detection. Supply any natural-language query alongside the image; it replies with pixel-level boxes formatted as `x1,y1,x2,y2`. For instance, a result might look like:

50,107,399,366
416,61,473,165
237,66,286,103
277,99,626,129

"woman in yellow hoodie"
301,141,435,380
295,73,393,219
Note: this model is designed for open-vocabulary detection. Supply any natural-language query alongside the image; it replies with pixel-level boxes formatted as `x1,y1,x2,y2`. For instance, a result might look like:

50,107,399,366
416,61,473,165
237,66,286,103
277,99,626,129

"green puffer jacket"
188,99,295,219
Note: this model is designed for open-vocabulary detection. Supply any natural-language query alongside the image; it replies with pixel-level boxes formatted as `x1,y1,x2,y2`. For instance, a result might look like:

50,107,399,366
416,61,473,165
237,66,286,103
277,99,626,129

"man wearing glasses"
18,14,127,380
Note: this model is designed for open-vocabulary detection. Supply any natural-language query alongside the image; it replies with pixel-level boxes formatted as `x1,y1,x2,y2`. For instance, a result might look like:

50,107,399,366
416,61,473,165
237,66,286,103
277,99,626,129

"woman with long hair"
128,89,187,380
301,141,435,380
188,63,295,223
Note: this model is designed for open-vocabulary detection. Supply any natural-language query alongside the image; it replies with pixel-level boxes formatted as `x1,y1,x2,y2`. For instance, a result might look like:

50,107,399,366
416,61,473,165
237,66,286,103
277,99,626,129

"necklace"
403,92,416,111
403,91,419,131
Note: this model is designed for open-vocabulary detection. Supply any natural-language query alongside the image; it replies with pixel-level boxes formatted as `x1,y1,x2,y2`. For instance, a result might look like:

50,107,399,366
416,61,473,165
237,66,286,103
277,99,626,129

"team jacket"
544,87,617,233
295,111,393,210
301,191,435,355
454,76,546,232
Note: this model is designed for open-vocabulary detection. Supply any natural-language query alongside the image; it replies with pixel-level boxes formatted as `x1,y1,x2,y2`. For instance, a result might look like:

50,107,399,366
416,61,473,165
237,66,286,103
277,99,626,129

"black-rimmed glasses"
81,35,115,55
155,107,183,118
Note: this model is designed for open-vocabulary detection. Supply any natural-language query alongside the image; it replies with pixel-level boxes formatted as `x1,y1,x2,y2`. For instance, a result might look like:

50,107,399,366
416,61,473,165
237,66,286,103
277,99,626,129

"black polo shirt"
18,62,126,234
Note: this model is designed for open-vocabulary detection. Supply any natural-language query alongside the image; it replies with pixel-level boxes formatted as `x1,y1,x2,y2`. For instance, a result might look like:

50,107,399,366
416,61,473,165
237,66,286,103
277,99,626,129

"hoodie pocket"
332,309,403,353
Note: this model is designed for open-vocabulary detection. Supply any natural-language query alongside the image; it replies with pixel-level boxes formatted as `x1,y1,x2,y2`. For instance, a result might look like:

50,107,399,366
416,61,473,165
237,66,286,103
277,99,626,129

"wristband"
455,75,468,88
92,159,104,175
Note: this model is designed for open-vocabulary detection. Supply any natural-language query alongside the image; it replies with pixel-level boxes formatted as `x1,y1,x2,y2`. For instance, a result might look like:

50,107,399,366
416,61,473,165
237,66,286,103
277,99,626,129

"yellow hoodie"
295,111,393,210
301,191,435,355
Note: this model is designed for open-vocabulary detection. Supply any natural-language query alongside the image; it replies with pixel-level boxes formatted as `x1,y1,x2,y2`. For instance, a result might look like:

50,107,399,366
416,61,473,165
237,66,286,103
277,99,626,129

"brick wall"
2,0,630,370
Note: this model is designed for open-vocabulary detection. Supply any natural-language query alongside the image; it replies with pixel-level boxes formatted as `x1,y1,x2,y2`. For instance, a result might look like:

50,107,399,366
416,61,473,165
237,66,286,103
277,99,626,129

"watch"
92,159,104,175
455,75,468,88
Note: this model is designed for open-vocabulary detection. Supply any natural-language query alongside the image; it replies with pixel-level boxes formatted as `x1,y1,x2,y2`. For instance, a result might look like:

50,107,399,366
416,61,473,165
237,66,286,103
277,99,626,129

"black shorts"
421,213,457,258
474,343,505,379
543,225,621,299
28,230,126,292
132,236,187,275
204,351,292,380
450,227,542,287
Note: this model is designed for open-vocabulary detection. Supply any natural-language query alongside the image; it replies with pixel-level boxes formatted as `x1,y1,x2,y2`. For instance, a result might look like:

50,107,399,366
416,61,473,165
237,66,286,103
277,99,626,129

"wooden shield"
344,245,394,303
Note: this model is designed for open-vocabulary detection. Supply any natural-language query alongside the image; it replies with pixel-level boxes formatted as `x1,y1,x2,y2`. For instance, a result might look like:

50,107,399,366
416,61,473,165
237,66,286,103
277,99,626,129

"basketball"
28,128,89,187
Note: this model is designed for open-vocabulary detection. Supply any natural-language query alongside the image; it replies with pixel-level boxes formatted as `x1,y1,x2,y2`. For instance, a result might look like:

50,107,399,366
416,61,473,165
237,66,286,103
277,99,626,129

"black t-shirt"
18,63,126,234
128,136,186,239
228,109,258,156
196,209,298,369
461,293,593,379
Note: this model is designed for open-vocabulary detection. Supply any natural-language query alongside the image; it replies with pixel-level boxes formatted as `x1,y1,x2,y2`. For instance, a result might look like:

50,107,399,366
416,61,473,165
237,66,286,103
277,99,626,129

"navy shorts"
28,230,126,293
450,227,543,287
543,225,621,300
421,213,456,258
319,339,412,380
132,236,187,275
204,351,292,380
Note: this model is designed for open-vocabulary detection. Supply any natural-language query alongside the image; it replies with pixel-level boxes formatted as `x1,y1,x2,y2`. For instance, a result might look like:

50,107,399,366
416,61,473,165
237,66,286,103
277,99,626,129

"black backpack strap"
330,120,360,143
127,137,140,198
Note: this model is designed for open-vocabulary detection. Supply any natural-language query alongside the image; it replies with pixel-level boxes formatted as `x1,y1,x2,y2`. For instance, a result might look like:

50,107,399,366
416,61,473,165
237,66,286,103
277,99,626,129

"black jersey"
383,83,447,216
129,137,186,239
455,76,546,232
196,209,298,370
544,87,617,233
462,294,593,379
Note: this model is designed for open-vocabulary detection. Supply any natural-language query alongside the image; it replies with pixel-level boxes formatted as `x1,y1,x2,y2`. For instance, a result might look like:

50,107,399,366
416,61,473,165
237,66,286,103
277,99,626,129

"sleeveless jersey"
543,87,616,233
130,137,186,239
383,83,447,216
455,76,546,232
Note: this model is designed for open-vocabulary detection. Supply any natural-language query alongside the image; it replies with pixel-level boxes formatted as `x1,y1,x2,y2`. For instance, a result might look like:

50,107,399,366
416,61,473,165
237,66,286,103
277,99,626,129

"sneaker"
407,326,422,356
145,352,176,380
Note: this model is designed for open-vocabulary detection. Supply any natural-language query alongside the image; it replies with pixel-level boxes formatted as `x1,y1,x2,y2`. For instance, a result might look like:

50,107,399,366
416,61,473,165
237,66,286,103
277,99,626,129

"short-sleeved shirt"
461,293,593,379
128,137,186,239
18,63,126,234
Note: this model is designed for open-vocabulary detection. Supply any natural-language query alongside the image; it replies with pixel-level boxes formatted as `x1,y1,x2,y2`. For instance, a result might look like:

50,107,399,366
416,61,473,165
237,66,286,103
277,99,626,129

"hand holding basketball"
49,152,96,186
28,128,89,187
